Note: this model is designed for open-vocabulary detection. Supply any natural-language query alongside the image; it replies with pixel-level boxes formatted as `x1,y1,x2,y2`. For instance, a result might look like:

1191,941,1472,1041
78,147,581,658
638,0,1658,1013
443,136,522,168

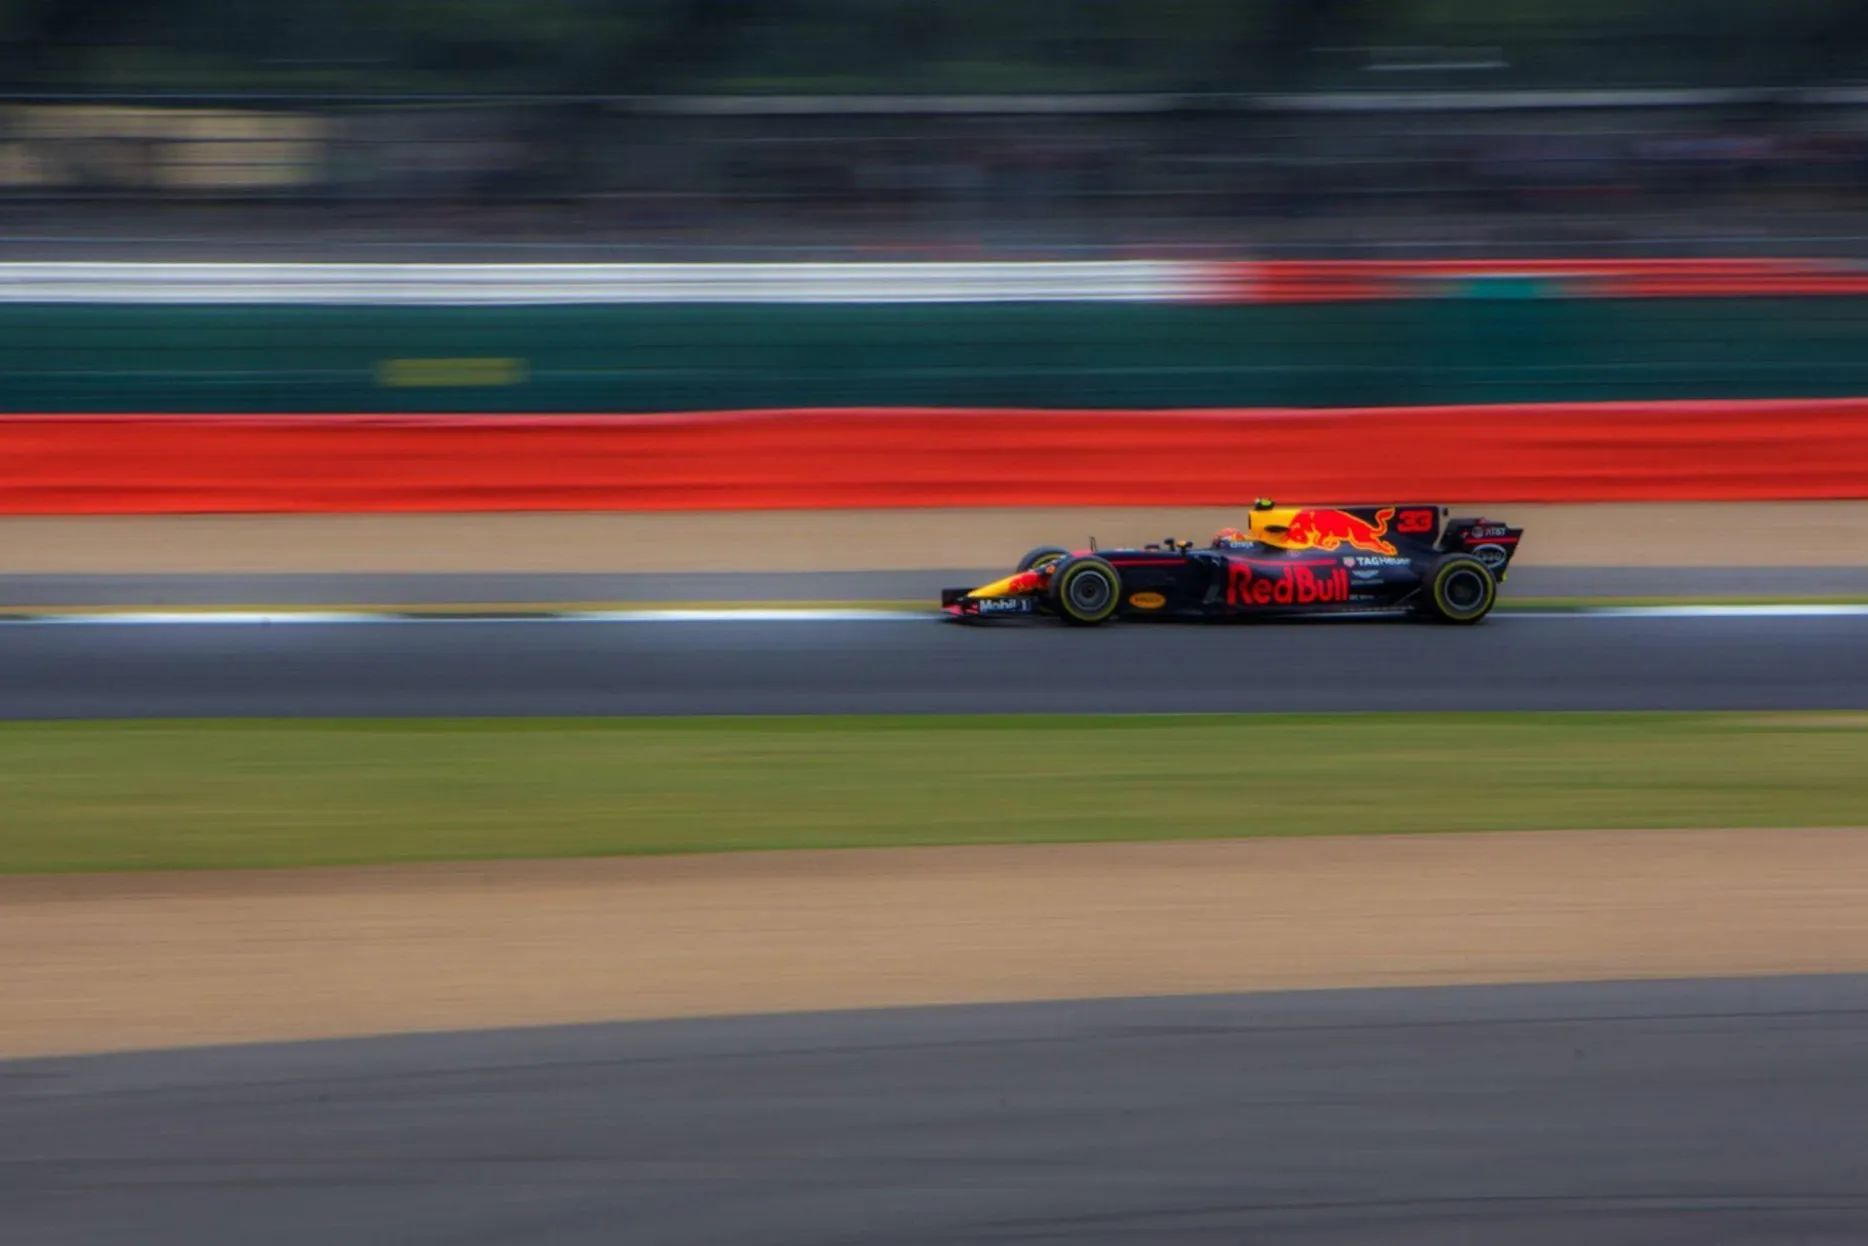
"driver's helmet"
1214,499,1276,548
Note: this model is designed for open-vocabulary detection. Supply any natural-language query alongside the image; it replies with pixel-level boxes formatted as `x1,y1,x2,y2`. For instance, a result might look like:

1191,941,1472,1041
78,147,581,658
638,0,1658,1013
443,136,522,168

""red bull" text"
1227,563,1351,607
1284,507,1398,556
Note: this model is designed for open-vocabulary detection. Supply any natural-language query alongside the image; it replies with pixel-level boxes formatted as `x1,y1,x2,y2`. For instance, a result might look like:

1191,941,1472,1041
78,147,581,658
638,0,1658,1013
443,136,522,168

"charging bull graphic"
1285,507,1398,556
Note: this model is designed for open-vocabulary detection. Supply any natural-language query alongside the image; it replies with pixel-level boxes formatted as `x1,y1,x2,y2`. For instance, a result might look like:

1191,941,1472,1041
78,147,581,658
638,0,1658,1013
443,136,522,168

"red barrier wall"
1211,258,1868,302
3,399,1867,513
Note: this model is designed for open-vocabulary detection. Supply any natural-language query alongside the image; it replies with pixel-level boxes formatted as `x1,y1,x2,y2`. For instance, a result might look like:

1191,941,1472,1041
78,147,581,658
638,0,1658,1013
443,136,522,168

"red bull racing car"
941,502,1522,626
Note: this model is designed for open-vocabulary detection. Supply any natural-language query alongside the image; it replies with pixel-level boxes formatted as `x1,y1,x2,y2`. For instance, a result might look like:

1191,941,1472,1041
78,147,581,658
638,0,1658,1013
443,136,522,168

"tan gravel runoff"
2,502,1867,575
7,828,1868,1058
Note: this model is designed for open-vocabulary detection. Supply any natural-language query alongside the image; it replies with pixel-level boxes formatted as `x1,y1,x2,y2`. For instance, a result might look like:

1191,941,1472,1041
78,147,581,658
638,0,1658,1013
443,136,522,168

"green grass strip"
3,713,1867,874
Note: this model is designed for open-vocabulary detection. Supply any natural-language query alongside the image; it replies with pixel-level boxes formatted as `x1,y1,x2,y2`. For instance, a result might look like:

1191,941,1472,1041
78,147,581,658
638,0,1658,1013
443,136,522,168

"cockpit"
1213,498,1300,550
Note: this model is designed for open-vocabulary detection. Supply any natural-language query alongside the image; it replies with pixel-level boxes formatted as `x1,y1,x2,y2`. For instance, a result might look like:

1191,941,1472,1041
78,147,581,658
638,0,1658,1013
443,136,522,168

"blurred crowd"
3,99,1865,260
718,120,1868,220
3,0,1867,258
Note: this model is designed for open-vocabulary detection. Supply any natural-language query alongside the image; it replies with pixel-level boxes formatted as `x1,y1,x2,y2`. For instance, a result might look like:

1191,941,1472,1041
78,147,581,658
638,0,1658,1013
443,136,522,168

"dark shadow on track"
3,612,1868,716
9,976,1868,1245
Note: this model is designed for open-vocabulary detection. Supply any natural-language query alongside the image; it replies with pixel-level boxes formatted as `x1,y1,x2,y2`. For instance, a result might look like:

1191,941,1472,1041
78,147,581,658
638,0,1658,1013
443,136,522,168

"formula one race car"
941,502,1522,626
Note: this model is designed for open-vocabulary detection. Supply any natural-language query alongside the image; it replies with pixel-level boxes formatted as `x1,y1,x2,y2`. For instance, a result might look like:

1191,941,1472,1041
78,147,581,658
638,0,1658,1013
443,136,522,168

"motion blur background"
12,12,1868,1246
3,0,1867,260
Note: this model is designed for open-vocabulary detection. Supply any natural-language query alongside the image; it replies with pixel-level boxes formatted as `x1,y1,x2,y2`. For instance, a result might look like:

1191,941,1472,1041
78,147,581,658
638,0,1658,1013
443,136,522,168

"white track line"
4,608,937,626
2,604,1866,626
1513,605,1868,619
15,611,386,626
575,609,935,623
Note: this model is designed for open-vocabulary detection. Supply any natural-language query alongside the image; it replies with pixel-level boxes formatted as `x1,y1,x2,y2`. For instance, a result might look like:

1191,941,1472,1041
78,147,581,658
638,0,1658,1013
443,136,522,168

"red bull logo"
1227,563,1351,607
1285,508,1397,556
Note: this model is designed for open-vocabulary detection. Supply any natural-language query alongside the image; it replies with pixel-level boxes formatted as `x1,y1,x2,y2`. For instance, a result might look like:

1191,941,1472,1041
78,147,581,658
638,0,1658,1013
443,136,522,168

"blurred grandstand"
1,0,1866,259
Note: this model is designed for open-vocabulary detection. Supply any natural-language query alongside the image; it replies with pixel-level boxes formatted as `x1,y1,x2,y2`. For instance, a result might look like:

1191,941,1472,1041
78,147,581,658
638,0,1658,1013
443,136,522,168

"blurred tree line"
0,0,1863,95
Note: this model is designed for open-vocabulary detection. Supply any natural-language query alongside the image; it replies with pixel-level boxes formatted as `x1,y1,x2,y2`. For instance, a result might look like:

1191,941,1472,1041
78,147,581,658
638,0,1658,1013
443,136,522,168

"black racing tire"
1017,545,1073,573
1421,554,1498,625
1050,556,1123,626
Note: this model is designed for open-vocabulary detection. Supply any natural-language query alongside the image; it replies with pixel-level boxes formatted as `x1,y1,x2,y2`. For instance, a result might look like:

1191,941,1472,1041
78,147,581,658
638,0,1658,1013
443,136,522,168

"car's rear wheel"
1051,556,1122,626
1017,545,1073,573
1422,554,1497,624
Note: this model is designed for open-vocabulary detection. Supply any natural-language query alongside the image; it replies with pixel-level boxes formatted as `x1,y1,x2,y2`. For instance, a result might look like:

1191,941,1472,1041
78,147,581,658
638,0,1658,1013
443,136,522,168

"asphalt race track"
9,588,1867,1246
2,610,1868,717
9,976,1868,1246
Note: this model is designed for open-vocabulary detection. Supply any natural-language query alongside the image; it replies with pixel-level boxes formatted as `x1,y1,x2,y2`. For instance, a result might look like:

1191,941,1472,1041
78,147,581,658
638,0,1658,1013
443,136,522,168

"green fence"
7,297,1868,413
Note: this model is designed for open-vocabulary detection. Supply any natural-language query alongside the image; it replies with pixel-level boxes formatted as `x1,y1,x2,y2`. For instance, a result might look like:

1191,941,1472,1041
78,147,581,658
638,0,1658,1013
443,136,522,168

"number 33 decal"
1395,509,1436,534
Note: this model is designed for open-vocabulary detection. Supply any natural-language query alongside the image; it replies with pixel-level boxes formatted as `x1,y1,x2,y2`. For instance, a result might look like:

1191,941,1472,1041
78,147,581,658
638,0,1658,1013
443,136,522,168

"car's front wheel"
1421,554,1498,624
1017,545,1073,573
1051,556,1123,626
